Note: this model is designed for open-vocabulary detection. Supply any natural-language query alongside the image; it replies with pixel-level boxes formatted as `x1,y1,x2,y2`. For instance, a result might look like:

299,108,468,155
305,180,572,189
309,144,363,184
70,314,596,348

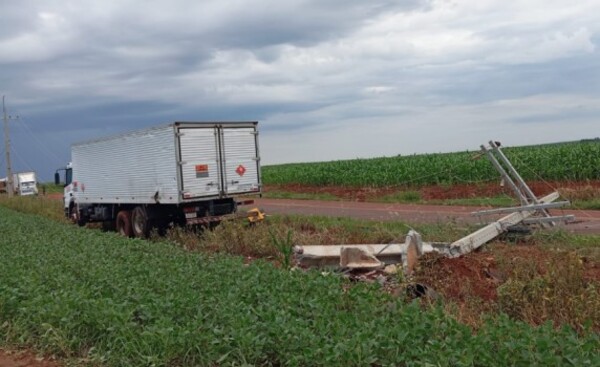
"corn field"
263,141,600,187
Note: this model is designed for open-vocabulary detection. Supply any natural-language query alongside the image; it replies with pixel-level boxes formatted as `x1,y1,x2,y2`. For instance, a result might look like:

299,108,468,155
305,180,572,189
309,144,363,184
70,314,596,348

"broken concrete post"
295,244,406,268
401,230,422,276
407,230,423,255
340,247,384,270
294,229,433,272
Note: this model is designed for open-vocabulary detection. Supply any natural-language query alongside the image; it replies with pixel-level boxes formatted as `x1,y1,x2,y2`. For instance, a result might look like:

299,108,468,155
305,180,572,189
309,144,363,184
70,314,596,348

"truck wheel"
132,206,151,238
69,204,86,227
116,210,133,237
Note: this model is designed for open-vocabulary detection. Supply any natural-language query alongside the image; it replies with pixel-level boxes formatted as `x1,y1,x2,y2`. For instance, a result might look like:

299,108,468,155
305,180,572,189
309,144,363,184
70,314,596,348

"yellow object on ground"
246,207,266,223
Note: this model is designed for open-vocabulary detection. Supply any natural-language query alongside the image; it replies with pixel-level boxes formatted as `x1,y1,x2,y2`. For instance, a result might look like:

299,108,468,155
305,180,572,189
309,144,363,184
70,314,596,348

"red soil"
416,251,502,302
266,180,600,202
416,243,599,305
0,350,60,367
44,193,63,200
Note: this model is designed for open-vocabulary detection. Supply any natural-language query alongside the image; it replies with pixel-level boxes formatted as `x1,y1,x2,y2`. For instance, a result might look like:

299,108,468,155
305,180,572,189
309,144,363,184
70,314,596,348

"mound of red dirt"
414,243,599,305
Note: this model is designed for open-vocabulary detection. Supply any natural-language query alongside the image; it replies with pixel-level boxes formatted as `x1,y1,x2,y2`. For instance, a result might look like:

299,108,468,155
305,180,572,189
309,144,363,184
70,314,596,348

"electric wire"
509,155,595,220
14,115,65,167
10,143,35,172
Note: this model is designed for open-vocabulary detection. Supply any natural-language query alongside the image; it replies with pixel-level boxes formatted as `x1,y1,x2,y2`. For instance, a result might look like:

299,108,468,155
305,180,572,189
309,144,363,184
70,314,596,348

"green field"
263,141,600,187
1,206,599,366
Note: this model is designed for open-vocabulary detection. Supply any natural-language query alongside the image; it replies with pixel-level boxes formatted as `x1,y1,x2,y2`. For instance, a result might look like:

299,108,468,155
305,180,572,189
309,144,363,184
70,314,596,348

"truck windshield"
66,168,72,186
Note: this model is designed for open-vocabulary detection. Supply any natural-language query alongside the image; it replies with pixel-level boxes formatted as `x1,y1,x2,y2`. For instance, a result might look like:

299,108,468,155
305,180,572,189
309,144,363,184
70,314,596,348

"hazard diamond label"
236,165,246,176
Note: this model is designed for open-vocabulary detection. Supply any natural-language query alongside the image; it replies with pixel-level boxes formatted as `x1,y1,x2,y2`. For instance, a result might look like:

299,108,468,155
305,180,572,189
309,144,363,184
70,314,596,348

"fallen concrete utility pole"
447,192,561,258
296,230,424,273
294,140,576,275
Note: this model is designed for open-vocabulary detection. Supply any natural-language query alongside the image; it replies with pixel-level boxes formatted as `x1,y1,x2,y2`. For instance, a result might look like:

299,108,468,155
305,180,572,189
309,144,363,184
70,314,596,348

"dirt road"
255,198,600,235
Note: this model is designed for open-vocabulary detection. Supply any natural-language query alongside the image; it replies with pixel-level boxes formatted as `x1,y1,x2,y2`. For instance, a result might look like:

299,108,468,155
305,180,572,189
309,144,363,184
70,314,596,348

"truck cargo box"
72,122,261,205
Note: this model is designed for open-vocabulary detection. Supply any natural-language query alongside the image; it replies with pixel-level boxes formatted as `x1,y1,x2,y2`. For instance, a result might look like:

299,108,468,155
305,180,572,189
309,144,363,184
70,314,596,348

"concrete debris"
296,244,406,269
384,264,399,275
340,247,383,270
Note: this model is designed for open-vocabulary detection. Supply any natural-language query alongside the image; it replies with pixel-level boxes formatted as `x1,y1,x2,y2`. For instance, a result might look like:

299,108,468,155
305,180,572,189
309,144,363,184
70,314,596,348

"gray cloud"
0,0,599,180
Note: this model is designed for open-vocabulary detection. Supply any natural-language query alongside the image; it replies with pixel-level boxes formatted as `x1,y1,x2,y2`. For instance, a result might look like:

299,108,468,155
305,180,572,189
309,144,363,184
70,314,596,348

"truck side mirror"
54,172,60,185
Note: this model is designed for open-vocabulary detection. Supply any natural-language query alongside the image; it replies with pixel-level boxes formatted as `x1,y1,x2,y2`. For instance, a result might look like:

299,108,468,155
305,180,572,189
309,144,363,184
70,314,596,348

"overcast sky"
1,0,599,180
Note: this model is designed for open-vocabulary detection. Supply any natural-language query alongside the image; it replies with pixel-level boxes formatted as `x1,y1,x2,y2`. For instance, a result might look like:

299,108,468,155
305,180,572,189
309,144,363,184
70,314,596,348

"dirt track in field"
255,198,600,235
0,350,59,367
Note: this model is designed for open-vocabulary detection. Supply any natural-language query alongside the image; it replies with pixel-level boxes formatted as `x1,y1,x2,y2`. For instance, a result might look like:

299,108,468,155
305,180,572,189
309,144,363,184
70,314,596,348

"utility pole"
3,96,14,197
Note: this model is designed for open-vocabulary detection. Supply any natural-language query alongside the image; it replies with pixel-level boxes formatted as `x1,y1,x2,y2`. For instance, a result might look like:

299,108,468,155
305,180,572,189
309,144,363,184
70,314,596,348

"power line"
10,144,35,172
15,115,65,167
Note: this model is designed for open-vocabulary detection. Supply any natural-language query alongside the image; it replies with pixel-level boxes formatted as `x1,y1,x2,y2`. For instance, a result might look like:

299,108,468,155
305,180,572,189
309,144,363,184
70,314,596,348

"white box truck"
14,171,39,196
1,172,38,196
55,121,261,237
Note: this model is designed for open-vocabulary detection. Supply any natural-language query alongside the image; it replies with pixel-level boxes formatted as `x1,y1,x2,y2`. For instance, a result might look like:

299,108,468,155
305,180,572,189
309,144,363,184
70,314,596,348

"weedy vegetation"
497,252,600,331
0,195,66,223
1,206,599,366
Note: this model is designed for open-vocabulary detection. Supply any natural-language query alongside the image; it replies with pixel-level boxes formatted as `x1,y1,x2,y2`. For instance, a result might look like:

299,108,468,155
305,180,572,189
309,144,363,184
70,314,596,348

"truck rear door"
178,127,221,198
220,126,261,195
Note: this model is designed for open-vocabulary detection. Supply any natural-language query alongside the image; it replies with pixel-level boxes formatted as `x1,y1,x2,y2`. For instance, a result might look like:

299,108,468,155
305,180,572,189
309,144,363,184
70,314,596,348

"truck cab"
55,163,77,221
12,171,39,196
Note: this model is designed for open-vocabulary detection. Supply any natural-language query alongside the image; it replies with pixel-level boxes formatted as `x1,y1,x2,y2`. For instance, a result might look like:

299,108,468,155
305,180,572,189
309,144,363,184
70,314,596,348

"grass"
496,251,600,331
376,193,518,207
557,185,600,210
1,206,599,366
265,188,527,208
532,230,600,262
38,183,64,194
376,190,423,203
0,194,66,222
157,214,475,261
264,188,514,206
262,190,340,201
572,198,600,210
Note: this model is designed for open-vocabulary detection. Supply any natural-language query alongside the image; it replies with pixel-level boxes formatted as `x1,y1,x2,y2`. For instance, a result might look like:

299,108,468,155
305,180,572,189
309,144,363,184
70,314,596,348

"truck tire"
69,203,86,227
132,206,151,238
116,210,133,237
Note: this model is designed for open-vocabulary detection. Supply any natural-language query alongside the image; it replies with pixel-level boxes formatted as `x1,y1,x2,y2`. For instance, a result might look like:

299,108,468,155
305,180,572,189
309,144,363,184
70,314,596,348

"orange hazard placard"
195,164,209,178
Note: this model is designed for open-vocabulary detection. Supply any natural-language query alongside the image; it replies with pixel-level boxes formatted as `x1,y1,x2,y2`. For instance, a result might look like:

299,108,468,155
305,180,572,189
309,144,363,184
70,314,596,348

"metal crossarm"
471,201,570,216
489,140,556,227
480,145,529,205
485,141,556,226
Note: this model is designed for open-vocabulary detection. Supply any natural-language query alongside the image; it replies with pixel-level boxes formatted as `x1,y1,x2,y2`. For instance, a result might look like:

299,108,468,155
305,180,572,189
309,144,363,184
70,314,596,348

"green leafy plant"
269,228,294,269
0,206,599,366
